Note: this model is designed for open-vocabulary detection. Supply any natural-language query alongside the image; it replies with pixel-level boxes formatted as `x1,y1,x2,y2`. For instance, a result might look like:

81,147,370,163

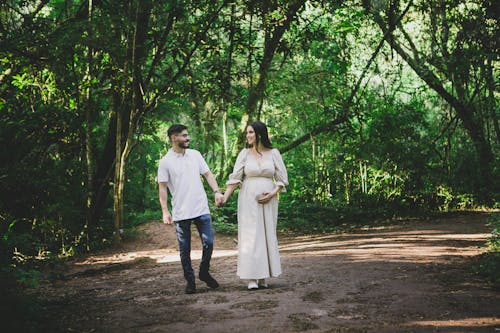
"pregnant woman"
222,121,288,290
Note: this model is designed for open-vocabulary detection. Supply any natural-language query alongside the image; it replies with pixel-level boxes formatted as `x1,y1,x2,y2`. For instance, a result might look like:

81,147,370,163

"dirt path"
34,212,499,332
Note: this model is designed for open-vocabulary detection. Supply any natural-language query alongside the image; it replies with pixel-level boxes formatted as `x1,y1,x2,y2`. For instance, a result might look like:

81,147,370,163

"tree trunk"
91,0,229,227
112,0,152,241
85,0,95,249
363,0,495,199
231,0,307,159
485,57,500,145
113,101,123,242
218,3,236,178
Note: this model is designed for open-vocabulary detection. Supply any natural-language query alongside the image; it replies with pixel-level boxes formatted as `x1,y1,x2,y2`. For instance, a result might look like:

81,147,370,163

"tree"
362,0,499,200
230,0,308,164
96,0,232,240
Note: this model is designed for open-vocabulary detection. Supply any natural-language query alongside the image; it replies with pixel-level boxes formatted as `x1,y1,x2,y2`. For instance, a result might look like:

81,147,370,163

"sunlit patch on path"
74,249,238,266
36,214,500,332
279,229,490,263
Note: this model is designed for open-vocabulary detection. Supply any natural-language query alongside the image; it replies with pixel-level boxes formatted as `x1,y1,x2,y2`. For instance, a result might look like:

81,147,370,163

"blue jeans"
175,214,214,283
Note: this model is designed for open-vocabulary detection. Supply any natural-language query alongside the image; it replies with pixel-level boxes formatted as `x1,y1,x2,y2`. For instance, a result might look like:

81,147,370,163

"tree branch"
280,0,413,154
146,0,230,112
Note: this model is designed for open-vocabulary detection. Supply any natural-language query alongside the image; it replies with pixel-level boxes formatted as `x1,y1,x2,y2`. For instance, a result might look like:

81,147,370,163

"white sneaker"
247,280,259,290
258,279,268,288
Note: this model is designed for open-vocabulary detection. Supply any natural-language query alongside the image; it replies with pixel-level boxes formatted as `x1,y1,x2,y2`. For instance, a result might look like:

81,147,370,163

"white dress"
226,148,289,279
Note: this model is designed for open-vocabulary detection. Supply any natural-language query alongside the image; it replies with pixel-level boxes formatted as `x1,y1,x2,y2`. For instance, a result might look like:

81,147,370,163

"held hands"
216,191,231,207
215,192,225,207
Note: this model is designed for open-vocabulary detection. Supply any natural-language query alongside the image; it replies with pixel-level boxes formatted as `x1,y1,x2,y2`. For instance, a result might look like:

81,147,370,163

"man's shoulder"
186,148,204,158
186,148,201,154
160,151,170,160
159,151,174,165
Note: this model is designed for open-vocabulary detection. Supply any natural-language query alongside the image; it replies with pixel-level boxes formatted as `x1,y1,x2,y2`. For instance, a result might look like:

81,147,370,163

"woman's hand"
219,193,229,206
256,191,276,204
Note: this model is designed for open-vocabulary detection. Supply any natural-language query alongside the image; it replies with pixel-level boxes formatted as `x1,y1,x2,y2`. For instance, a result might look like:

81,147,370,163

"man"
158,124,224,294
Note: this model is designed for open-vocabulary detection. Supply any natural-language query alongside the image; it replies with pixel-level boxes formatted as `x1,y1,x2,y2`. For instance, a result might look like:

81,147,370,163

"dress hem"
237,273,282,280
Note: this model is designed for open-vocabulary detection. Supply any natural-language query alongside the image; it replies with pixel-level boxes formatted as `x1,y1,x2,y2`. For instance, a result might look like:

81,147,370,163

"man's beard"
179,141,190,149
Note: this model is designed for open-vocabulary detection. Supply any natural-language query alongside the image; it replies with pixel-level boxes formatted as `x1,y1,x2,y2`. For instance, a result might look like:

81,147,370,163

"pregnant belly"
243,177,275,194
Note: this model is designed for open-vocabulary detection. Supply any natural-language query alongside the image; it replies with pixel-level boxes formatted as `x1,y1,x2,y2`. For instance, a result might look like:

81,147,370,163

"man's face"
172,130,190,149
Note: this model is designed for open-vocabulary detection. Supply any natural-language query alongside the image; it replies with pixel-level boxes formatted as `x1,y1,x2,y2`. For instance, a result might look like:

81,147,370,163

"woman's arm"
222,183,239,204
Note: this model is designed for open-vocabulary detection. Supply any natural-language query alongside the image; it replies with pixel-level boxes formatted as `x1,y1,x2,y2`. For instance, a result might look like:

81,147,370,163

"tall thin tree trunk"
113,102,123,242
311,136,317,201
220,3,236,178
360,161,368,194
118,140,133,231
113,0,152,239
85,0,94,249
344,173,351,204
485,57,500,144
221,110,228,175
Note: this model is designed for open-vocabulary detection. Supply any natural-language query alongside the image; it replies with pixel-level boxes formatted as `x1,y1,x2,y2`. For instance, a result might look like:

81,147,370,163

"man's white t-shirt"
157,149,210,221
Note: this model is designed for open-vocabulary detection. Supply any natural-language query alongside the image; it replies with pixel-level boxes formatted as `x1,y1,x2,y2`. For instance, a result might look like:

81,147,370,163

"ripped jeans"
174,214,214,283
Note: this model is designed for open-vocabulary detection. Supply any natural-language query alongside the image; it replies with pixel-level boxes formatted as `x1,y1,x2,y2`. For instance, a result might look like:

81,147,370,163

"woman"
222,121,288,290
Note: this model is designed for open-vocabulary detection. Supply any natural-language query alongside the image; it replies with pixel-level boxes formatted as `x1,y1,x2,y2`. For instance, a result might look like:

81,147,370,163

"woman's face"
246,126,256,146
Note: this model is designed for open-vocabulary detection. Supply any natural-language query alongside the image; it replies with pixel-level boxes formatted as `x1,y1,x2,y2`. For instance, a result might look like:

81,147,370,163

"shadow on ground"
22,212,500,332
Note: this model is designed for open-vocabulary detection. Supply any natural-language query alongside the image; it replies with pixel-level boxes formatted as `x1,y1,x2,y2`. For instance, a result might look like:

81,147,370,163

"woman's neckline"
248,147,272,156
249,147,272,152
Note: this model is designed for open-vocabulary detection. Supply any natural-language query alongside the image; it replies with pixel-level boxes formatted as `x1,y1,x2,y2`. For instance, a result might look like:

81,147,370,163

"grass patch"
474,212,500,289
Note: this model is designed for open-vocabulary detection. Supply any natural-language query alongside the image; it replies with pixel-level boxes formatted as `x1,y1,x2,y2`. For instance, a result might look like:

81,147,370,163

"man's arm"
158,182,173,224
203,171,224,206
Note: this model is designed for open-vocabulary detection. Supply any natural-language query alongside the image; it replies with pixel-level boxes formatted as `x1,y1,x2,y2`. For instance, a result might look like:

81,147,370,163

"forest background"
0,0,498,325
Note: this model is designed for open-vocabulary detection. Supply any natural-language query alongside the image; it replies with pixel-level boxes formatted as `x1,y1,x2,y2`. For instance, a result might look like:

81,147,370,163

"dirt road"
34,212,499,332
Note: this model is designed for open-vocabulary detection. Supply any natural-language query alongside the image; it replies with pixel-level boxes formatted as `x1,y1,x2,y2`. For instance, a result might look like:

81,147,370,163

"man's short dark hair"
167,124,187,139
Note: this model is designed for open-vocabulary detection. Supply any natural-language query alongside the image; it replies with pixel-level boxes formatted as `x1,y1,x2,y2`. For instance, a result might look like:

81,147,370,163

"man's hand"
215,192,224,207
162,212,173,225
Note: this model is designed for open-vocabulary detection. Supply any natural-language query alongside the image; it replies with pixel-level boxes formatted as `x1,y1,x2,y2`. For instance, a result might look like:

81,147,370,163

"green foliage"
0,0,497,265
486,213,500,252
0,229,44,332
0,267,43,333
474,252,500,289
210,198,239,235
434,185,476,211
15,268,42,289
126,209,162,228
473,213,500,289
212,218,239,235
277,194,409,234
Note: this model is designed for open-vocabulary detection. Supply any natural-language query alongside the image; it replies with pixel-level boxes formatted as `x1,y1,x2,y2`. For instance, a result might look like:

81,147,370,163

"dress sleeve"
272,149,289,192
226,149,248,185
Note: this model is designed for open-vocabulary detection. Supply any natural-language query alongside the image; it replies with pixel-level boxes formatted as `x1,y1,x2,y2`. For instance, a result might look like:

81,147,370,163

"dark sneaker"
199,272,219,289
185,281,196,294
